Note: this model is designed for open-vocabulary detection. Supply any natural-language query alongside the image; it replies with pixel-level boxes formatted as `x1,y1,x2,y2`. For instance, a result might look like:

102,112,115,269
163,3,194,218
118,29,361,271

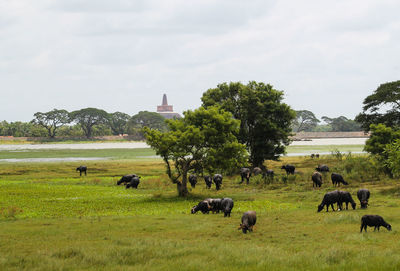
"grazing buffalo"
316,154,320,158
316,165,330,173
357,189,370,209
191,200,211,214
76,166,87,176
360,215,392,232
318,190,341,212
338,191,356,210
311,153,315,158
311,172,322,187
126,175,140,189
331,173,348,186
209,198,222,213
221,198,234,217
189,174,197,188
204,176,212,189
117,174,138,185
238,211,257,234
263,169,274,178
281,164,295,175
253,167,263,176
213,174,223,190
240,168,251,184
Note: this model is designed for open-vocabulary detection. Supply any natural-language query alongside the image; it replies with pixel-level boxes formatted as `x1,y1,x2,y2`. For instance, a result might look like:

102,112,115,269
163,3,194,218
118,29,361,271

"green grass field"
1,152,400,270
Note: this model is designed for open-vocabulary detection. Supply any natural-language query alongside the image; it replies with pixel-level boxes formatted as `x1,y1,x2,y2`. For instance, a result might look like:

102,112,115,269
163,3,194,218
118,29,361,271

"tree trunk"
177,170,189,197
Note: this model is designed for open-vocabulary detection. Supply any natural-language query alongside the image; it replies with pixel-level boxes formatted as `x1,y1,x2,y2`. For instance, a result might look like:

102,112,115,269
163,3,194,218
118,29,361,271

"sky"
1,0,399,122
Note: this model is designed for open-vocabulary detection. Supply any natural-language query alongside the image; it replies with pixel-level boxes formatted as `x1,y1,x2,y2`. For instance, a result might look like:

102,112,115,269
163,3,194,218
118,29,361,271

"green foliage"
128,111,168,140
0,121,47,137
70,108,110,138
32,109,70,138
356,80,400,131
384,139,400,178
292,110,320,132
321,116,361,132
201,81,295,167
364,124,400,158
144,106,248,196
107,112,130,135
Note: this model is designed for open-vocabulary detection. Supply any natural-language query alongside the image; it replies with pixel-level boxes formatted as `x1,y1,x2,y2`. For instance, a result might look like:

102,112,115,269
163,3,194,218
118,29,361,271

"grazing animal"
316,165,330,173
191,200,211,214
357,189,370,209
76,166,87,176
253,167,263,176
338,191,356,210
311,172,322,187
317,190,341,212
209,198,222,213
311,153,315,158
204,176,212,189
117,174,138,185
240,168,251,184
331,173,348,186
263,169,274,178
360,215,392,232
189,174,197,188
221,198,234,217
213,174,223,190
281,164,295,175
316,154,320,158
126,175,140,189
238,211,257,234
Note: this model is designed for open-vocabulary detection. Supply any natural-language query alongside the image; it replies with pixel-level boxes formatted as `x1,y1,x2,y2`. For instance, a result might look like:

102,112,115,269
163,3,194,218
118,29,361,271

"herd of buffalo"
76,159,392,234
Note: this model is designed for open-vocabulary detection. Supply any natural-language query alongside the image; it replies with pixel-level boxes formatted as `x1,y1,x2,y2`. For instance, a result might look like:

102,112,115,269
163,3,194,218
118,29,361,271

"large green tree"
144,106,248,197
70,108,109,138
355,80,400,131
201,81,295,167
108,112,130,135
321,116,361,132
292,110,320,132
128,111,168,140
32,109,70,138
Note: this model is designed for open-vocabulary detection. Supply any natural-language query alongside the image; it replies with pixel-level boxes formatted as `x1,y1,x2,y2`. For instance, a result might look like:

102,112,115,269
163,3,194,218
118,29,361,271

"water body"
291,138,367,146
0,142,149,150
0,157,109,163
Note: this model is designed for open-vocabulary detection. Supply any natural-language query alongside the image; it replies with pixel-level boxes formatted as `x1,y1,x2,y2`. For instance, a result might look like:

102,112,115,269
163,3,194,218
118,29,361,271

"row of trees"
0,109,168,139
291,110,361,132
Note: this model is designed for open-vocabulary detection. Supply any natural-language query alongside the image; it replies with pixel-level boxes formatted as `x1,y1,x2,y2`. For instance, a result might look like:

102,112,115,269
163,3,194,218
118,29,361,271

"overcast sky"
1,0,399,122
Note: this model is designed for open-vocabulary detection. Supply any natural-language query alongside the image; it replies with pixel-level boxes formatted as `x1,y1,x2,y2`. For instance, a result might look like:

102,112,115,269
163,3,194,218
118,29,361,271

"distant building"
157,94,181,119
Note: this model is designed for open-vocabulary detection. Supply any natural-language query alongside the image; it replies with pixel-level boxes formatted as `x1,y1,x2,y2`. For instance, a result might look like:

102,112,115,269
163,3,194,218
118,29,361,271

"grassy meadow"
1,149,400,270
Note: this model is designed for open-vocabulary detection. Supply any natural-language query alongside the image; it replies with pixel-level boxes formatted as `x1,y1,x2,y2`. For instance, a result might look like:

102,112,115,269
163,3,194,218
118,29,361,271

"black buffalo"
191,200,211,214
357,189,370,209
221,198,234,217
239,168,251,184
213,174,223,190
311,172,322,187
126,175,140,189
204,176,212,189
331,173,348,186
281,164,295,175
360,215,392,232
318,190,341,212
189,174,197,188
76,166,87,176
239,211,257,234
316,165,329,173
338,191,356,210
117,174,138,185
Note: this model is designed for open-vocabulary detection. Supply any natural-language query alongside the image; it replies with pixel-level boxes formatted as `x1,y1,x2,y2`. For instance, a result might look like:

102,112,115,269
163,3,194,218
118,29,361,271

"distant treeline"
0,108,168,139
292,110,361,132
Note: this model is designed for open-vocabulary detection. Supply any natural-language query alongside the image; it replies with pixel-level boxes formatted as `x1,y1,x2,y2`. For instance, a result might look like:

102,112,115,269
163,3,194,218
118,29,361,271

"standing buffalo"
126,175,140,189
204,176,212,189
360,215,392,232
189,174,197,188
357,189,370,209
238,211,257,234
221,198,234,217
239,168,251,184
281,164,295,175
316,165,329,173
318,190,341,212
117,174,138,185
338,191,356,210
191,200,211,214
252,167,263,176
76,166,87,176
331,173,348,186
311,172,322,187
213,174,223,190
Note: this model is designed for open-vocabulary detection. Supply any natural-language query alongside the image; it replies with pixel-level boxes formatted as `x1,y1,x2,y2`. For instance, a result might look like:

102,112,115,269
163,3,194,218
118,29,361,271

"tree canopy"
70,108,109,138
292,110,320,132
355,80,400,131
201,81,295,167
32,109,70,138
144,106,248,197
321,116,361,132
108,112,130,135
